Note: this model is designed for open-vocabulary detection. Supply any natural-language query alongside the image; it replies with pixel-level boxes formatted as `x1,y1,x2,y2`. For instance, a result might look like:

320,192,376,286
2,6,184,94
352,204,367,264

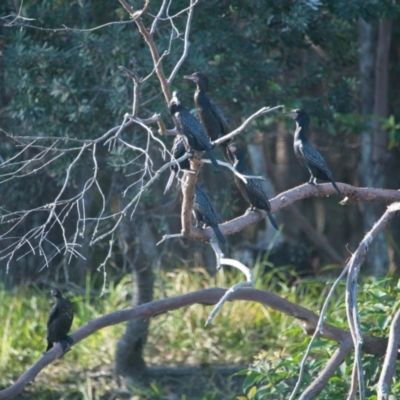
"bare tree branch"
4,19,138,32
201,158,265,184
118,66,141,116
205,257,254,325
346,202,400,399
150,0,168,34
212,105,284,146
167,0,197,84
299,338,354,400
184,184,400,243
119,0,171,103
0,287,393,400
377,306,400,400
290,202,400,400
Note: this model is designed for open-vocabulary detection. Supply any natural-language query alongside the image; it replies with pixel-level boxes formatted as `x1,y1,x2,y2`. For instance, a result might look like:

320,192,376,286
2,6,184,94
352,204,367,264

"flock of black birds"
166,71,342,245
44,72,342,354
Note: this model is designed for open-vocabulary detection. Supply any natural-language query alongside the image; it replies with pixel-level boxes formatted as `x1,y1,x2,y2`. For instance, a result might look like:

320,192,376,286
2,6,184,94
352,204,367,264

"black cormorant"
46,288,74,352
193,185,226,244
229,143,279,230
169,91,220,171
184,72,232,162
285,109,342,196
164,135,191,195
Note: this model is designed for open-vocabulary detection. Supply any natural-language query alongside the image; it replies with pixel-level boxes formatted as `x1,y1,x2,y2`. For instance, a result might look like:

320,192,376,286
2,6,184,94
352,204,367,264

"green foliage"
239,278,400,399
383,115,400,150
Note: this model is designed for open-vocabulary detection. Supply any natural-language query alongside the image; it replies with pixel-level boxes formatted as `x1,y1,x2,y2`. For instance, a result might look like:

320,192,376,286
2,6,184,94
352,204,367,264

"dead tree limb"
184,184,400,243
288,202,400,400
299,337,354,400
377,306,400,400
346,202,400,399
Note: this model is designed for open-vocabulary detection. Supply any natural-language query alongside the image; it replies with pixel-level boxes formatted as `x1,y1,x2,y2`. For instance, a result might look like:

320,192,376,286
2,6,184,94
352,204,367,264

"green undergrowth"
0,267,397,399
239,278,400,400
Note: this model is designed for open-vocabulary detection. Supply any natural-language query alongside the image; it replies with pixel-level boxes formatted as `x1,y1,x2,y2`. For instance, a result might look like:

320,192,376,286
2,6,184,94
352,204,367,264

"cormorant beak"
284,111,298,120
183,75,198,83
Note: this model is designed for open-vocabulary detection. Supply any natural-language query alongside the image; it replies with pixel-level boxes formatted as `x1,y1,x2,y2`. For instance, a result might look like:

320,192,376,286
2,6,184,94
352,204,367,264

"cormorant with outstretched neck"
164,135,191,195
285,109,342,196
46,288,74,352
228,142,279,230
169,91,220,171
193,185,226,244
184,72,232,162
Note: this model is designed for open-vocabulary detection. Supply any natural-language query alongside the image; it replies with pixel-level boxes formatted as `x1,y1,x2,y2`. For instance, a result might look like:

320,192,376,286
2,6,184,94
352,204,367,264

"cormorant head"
51,288,62,298
228,142,246,162
183,72,209,91
285,109,310,127
169,90,182,113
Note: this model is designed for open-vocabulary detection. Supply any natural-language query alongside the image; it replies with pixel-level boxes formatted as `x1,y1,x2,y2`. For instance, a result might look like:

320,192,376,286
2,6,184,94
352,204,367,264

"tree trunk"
115,202,156,384
358,18,391,276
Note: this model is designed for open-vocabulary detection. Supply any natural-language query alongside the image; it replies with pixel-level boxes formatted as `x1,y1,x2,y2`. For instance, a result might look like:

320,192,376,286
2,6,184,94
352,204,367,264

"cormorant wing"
209,99,230,135
178,108,210,148
194,186,219,225
47,303,59,328
299,141,333,179
240,166,267,199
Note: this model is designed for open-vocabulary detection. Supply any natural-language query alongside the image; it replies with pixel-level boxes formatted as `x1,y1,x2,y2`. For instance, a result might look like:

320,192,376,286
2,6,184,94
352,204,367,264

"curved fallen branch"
0,287,392,400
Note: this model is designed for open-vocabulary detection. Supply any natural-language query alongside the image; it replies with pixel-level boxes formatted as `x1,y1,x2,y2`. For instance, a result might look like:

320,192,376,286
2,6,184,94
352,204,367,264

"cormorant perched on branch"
228,143,279,230
184,72,232,162
285,109,342,196
164,135,191,195
46,288,74,352
193,185,226,244
169,91,220,171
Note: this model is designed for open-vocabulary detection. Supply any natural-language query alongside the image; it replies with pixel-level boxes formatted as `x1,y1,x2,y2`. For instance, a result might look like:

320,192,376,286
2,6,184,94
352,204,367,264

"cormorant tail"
211,224,226,244
206,150,220,171
267,212,279,231
331,180,342,196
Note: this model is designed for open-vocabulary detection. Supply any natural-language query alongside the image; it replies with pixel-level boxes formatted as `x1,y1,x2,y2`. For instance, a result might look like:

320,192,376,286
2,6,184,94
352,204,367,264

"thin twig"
212,105,283,146
119,66,141,117
201,158,265,184
167,0,198,84
289,264,349,400
205,258,254,326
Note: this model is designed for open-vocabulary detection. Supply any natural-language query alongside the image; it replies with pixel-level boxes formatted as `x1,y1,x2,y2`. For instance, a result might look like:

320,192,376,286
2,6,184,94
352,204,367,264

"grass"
0,265,346,399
